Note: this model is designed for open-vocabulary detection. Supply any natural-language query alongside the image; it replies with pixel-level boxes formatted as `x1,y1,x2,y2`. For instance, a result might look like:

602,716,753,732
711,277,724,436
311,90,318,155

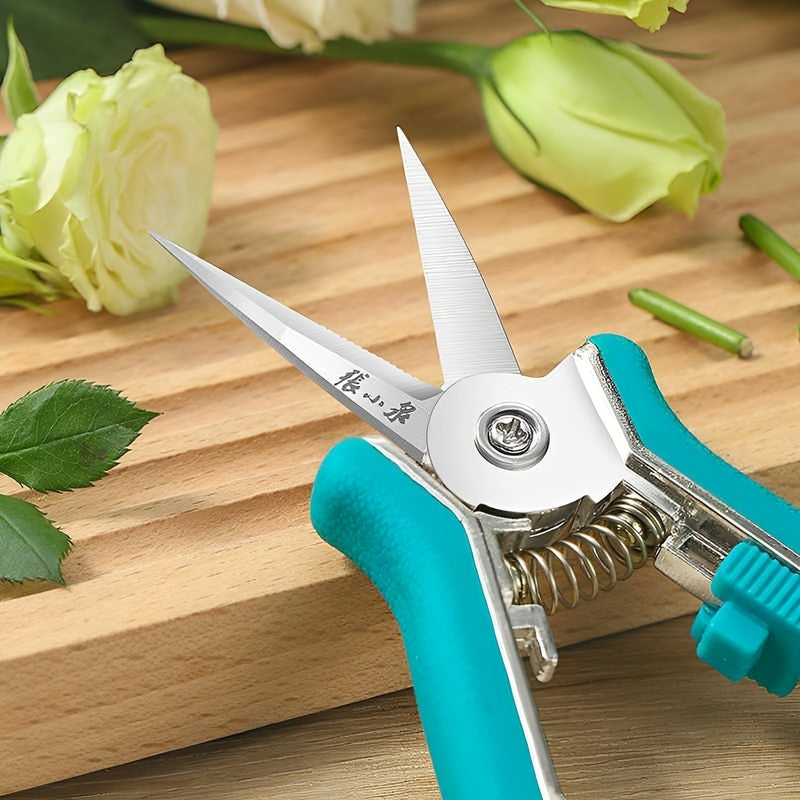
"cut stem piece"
739,214,800,281
629,288,753,358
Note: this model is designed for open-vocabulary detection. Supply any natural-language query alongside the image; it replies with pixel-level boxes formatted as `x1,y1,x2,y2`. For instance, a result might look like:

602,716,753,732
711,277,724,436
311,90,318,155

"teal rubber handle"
310,437,547,800
591,334,800,695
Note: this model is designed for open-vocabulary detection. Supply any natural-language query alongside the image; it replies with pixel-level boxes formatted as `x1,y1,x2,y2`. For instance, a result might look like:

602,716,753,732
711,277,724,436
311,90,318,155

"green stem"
739,214,800,282
512,0,550,37
134,14,491,78
629,288,753,358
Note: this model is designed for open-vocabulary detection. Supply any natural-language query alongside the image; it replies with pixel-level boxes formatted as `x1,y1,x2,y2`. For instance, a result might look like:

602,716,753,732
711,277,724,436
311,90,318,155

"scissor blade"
153,235,439,461
397,128,520,386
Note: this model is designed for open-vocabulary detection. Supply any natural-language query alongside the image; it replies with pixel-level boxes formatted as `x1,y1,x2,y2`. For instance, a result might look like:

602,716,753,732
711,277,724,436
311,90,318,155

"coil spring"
504,494,666,615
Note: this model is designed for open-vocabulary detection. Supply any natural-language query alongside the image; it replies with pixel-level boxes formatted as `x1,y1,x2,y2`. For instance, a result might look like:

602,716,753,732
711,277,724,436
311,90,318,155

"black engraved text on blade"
335,371,417,424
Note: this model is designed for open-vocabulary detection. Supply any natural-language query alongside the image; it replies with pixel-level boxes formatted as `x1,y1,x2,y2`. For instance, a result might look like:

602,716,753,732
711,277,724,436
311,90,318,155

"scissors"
154,129,800,800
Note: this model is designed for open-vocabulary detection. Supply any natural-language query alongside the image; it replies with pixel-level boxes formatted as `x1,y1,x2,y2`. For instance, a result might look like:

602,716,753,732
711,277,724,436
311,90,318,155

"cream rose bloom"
0,45,217,314
147,0,419,51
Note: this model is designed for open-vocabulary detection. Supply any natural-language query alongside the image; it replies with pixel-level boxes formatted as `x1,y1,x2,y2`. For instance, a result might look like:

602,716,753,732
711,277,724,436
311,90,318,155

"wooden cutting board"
2,0,799,793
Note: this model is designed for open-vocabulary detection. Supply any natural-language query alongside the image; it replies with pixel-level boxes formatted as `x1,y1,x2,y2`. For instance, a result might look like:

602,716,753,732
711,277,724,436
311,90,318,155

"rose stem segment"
629,288,753,358
739,214,800,281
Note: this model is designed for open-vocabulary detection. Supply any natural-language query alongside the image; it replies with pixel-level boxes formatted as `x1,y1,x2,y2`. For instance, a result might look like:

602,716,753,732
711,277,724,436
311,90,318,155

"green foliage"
0,0,153,80
0,380,157,584
1,18,39,122
0,10,160,585
0,381,158,492
0,495,69,583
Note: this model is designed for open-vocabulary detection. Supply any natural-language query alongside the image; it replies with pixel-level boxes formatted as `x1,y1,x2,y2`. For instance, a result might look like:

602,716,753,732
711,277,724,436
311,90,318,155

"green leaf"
0,1,154,81
0,494,69,583
0,238,75,303
0,380,158,492
1,17,39,123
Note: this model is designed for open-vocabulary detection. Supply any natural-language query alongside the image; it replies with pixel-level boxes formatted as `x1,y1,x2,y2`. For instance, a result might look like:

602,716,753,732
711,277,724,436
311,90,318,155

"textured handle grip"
591,334,800,695
310,437,548,800
590,334,800,550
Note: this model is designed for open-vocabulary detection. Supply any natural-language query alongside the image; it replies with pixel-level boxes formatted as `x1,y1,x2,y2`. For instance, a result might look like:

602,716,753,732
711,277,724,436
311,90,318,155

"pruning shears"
155,130,800,800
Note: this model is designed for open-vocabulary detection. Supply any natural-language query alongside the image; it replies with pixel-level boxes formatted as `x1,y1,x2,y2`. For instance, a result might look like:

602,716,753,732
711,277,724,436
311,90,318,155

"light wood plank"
8,617,799,800
2,0,799,792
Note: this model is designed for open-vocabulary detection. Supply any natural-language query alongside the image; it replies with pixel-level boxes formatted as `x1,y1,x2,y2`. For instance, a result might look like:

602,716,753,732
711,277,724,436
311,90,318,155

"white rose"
0,45,217,314
147,0,419,51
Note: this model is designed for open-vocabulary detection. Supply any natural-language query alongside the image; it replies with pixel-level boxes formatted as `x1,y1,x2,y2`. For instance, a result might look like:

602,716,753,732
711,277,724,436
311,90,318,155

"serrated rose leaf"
0,494,69,583
0,380,158,492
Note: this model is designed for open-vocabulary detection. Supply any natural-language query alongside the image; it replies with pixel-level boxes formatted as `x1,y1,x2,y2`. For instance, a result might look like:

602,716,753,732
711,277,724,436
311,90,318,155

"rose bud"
476,31,726,221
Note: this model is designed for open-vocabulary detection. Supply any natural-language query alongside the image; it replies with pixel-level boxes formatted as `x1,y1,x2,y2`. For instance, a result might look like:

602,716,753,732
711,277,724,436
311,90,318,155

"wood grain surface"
2,0,800,794
8,616,800,799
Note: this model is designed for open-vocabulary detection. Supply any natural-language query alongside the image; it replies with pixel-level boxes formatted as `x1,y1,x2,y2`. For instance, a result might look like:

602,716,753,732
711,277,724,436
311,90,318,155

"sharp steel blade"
397,128,520,387
152,234,440,461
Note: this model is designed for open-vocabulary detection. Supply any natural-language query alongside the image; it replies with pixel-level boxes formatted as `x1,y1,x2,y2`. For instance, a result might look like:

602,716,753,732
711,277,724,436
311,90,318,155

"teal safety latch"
691,541,800,697
591,334,800,698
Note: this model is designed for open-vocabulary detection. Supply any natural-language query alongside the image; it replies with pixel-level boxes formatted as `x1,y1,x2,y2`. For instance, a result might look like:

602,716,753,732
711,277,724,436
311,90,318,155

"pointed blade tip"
396,128,424,173
149,232,205,278
149,230,177,251
150,231,185,259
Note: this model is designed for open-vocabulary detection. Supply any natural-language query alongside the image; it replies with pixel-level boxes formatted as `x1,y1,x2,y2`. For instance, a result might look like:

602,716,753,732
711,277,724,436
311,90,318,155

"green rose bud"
0,44,217,314
476,31,725,221
538,0,687,32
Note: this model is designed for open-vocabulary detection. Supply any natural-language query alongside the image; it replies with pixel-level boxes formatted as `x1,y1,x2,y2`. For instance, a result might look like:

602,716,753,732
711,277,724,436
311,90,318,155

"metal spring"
504,494,666,615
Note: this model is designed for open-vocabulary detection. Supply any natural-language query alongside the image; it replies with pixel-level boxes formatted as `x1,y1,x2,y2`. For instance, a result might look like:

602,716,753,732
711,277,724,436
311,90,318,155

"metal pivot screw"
475,405,550,470
488,414,533,455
